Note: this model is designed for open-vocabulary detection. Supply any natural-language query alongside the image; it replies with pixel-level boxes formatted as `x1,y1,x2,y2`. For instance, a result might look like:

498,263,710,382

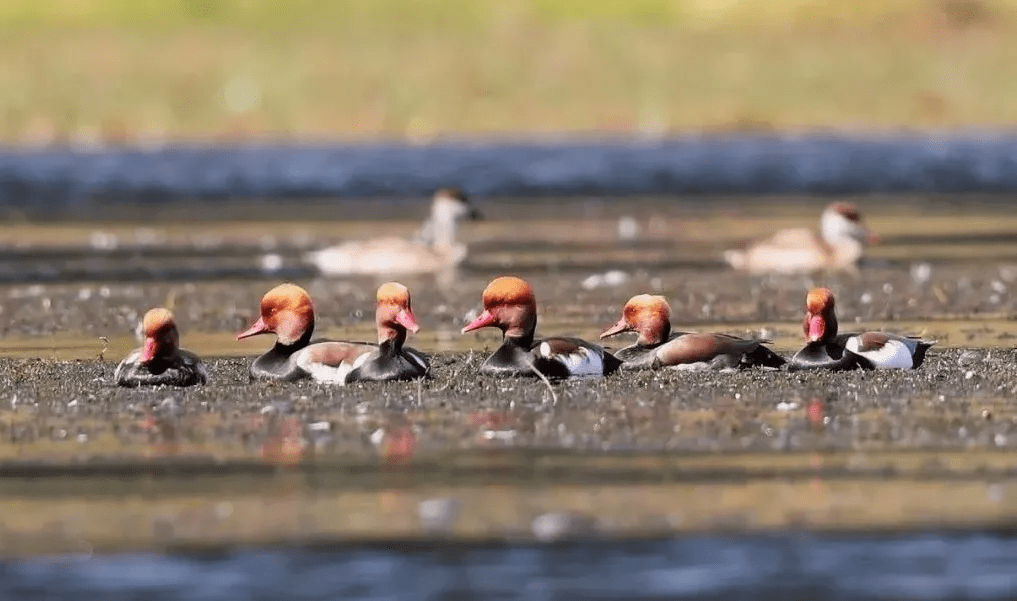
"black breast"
479,339,539,377
116,350,207,387
789,341,873,371
249,343,306,381
347,342,430,383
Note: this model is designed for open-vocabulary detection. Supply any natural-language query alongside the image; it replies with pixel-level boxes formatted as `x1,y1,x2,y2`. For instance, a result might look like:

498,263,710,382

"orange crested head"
461,276,538,338
377,282,411,307
806,287,835,314
803,287,838,342
601,294,671,344
623,294,670,323
376,282,419,338
237,283,315,345
481,276,536,310
143,307,175,338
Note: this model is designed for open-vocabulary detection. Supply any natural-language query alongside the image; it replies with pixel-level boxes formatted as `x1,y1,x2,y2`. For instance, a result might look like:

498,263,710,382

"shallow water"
3,532,1017,600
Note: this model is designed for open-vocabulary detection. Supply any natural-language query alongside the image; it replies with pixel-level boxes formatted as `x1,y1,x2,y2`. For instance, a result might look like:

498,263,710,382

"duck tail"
743,343,787,368
602,350,623,375
911,340,937,368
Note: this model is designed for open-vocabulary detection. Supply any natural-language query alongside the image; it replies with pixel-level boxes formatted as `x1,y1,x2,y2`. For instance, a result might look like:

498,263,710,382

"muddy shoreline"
1,348,1015,461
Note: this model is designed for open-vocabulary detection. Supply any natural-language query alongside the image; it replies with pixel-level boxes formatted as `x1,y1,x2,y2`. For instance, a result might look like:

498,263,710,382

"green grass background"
1,0,1015,143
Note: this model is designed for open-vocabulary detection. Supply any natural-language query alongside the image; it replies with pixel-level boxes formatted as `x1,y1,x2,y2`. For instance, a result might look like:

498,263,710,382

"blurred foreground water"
3,532,1017,600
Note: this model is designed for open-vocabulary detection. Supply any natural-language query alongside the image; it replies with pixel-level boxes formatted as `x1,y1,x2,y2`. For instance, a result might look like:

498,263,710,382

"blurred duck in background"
723,202,879,275
115,308,207,387
306,187,481,277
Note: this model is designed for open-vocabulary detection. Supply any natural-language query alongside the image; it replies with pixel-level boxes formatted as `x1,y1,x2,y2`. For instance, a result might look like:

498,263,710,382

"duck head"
140,308,180,363
376,282,420,344
461,276,537,340
821,202,879,246
803,287,839,343
237,283,314,345
433,187,481,222
600,294,671,346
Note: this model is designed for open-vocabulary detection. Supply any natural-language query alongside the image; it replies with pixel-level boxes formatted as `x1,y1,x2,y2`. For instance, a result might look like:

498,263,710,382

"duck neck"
377,323,406,350
504,332,535,349
824,311,839,341
636,318,670,346
500,305,537,347
430,211,460,251
274,325,314,356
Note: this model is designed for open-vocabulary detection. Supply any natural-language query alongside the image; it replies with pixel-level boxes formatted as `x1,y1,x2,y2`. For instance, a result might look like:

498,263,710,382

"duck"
723,202,879,275
305,187,481,277
460,276,622,378
236,282,429,383
789,287,935,371
115,308,207,387
348,282,429,382
600,294,785,370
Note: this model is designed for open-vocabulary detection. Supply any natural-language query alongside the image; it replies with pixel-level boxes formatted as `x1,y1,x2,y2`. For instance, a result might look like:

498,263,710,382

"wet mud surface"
1,348,1016,462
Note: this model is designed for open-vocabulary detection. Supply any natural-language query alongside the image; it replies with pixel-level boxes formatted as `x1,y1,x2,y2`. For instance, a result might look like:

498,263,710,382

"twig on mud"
97,336,110,361
525,358,559,407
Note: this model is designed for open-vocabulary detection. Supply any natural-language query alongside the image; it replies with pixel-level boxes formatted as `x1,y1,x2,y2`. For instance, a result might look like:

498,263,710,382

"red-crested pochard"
305,187,481,277
600,294,785,370
789,287,935,371
724,202,879,275
115,308,207,387
461,276,622,378
237,282,428,383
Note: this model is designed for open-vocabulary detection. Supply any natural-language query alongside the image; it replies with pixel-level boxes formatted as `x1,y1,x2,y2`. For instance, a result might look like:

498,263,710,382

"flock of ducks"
113,192,925,387
115,278,936,388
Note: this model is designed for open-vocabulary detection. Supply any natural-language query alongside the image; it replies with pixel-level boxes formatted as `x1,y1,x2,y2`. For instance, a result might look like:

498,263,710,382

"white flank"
296,348,373,384
538,343,603,377
668,361,712,372
845,337,914,369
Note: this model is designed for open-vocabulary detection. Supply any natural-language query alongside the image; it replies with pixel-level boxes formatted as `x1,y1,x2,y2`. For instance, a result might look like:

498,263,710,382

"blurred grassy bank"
2,0,1016,144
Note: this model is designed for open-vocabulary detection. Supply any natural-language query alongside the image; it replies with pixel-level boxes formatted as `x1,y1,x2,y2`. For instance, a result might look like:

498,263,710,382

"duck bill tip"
599,320,630,339
139,337,158,363
461,309,496,334
395,309,420,333
236,317,271,340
